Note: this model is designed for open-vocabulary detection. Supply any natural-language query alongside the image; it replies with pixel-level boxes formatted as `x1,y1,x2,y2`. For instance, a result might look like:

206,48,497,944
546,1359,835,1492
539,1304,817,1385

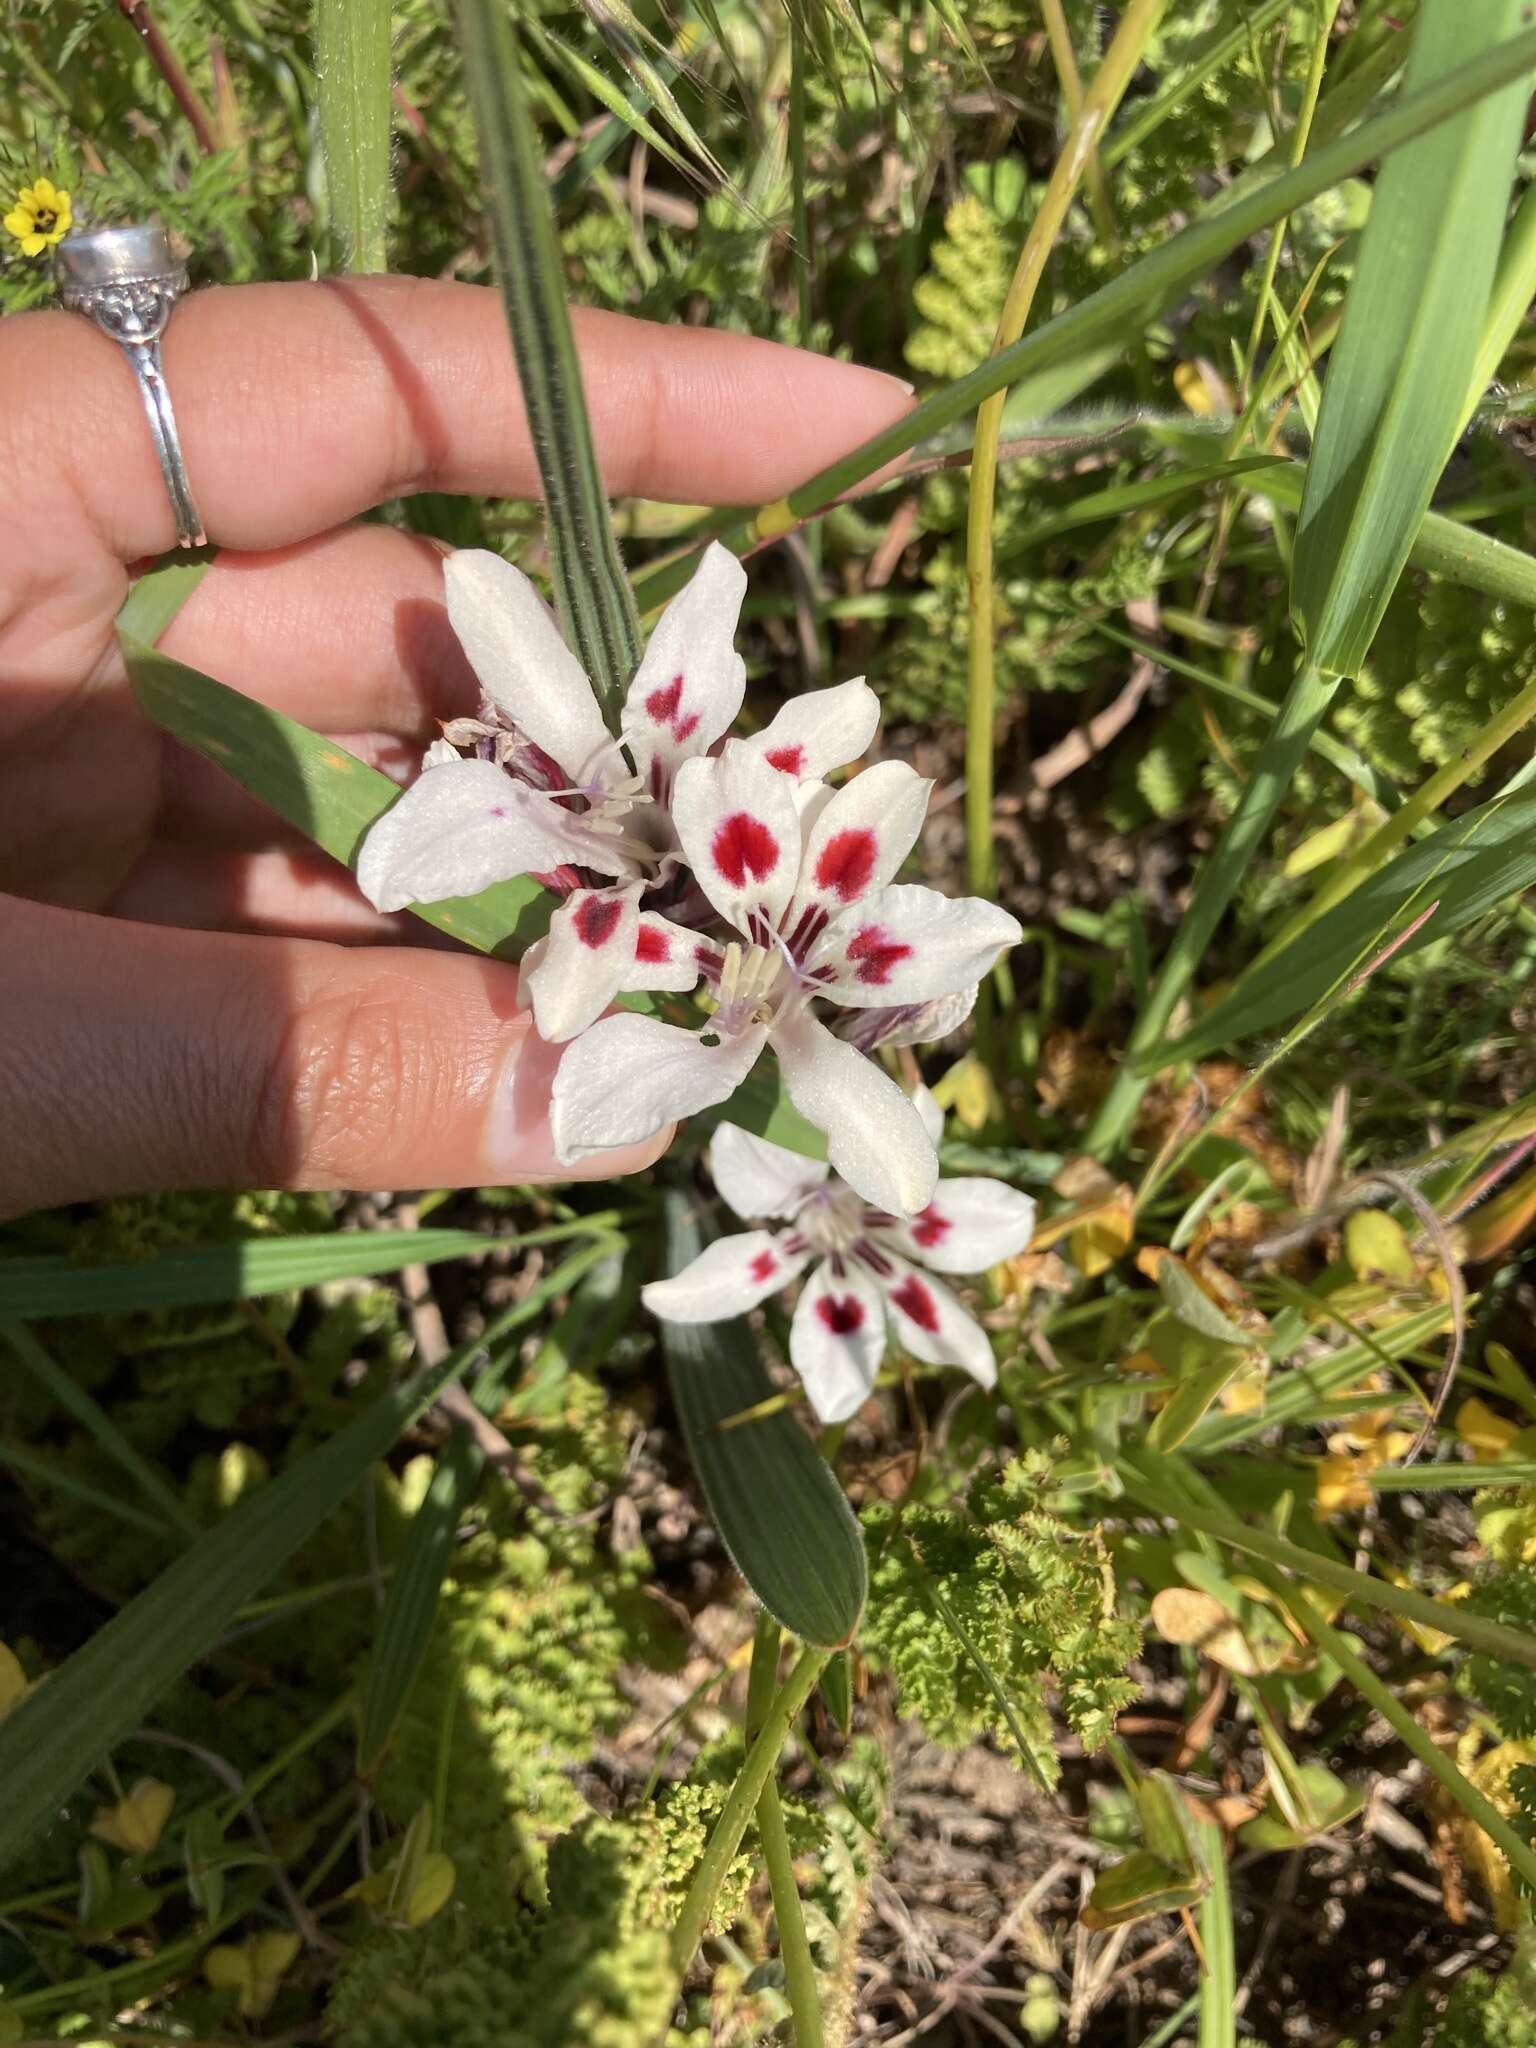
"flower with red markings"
351,539,1021,1212
640,1102,1037,1422
553,745,1022,1216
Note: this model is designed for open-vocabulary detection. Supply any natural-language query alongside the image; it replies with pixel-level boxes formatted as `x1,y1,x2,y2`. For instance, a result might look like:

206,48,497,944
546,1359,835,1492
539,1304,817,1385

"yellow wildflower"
4,177,72,257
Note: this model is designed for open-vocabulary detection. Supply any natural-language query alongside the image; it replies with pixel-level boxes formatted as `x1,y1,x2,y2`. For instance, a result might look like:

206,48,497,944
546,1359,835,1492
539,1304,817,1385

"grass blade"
1,1321,201,1540
453,0,642,720
1158,778,1536,1060
0,1334,477,1864
0,1228,495,1318
630,23,1536,608
1292,0,1530,678
357,1429,481,1778
660,1189,866,1648
315,0,393,272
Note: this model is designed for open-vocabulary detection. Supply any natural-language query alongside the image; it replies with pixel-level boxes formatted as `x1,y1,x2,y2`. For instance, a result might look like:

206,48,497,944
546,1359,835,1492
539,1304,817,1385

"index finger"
3,275,914,563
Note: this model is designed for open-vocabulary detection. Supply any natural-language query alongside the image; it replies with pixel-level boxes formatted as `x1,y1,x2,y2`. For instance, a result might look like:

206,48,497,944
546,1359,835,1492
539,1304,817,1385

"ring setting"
56,223,206,550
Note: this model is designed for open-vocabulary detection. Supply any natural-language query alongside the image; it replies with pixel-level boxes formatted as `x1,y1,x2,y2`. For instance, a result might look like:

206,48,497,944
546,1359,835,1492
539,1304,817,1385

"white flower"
640,1096,1037,1424
353,540,1022,1217
356,543,752,914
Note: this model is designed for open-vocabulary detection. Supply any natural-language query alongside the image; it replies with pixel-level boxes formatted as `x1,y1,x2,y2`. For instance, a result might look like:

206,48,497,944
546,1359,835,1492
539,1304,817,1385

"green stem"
629,26,1536,612
965,0,1169,898
670,1644,829,1974
788,18,812,351
1193,1807,1236,2048
1259,1567,1536,1896
1084,658,1339,1157
453,0,643,718
1117,1459,1536,1672
748,1616,824,2048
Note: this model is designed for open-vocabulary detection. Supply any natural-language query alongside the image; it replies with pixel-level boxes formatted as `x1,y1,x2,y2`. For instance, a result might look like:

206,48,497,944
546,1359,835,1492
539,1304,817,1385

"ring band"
56,224,206,550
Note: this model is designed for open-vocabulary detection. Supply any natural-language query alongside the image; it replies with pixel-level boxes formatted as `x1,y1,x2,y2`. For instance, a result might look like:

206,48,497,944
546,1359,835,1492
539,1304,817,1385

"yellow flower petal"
20,235,46,259
2,209,30,240
31,179,56,207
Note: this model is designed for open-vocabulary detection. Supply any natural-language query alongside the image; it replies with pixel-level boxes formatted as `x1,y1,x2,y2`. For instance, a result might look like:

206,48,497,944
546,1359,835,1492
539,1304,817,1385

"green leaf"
0,1228,493,1319
0,1333,481,1866
453,0,642,719
357,1430,481,1777
1148,1354,1249,1454
1153,1260,1253,1348
116,559,211,645
1292,0,1531,677
1,1321,200,1539
660,1190,866,1647
123,637,552,959
315,0,393,273
1160,778,1536,1061
1081,1850,1208,1931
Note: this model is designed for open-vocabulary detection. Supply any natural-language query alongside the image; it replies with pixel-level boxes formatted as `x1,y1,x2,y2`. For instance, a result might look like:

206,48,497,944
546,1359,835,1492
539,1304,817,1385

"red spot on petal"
646,677,683,723
712,812,781,888
644,674,700,747
892,1275,939,1332
766,744,806,774
573,895,623,948
846,923,914,985
749,1250,778,1283
814,827,878,902
911,1205,952,1248
816,1293,866,1336
635,925,670,963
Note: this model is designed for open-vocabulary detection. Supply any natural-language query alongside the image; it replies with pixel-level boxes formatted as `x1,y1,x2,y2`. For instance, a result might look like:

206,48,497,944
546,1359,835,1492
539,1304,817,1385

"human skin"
0,274,912,1219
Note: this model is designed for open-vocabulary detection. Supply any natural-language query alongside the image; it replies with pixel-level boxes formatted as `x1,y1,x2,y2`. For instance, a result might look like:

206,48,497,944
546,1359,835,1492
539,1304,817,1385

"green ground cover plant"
4,0,1536,2040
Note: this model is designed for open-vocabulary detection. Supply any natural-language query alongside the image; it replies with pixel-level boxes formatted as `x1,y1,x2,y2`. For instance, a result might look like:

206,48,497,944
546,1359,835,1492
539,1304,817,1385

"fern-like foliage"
1460,1565,1536,1740
861,1453,1141,1782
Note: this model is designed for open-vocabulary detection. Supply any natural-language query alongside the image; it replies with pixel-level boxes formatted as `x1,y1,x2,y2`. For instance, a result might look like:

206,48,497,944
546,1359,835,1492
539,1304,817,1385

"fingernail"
483,1024,674,1184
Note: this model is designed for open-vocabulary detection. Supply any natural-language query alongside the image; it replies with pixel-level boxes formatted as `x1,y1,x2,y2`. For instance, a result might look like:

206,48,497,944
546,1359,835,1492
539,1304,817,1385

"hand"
0,275,912,1218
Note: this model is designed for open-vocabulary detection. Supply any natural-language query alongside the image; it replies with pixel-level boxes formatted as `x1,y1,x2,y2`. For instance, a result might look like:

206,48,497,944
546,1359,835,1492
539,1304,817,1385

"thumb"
0,895,669,1218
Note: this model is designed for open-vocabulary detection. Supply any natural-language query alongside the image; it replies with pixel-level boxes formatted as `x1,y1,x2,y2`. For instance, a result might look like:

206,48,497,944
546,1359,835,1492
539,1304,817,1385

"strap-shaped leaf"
1292,0,1531,678
0,1228,493,1318
357,1429,481,1777
660,1190,865,1647
124,637,552,959
0,1329,478,1864
315,0,393,273
1157,778,1536,1062
453,0,642,721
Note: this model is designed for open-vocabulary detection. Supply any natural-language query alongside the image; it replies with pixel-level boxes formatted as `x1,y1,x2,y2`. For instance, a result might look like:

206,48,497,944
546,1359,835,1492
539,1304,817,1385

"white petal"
355,759,577,912
880,1257,997,1387
862,982,980,1049
772,1008,938,1216
737,677,880,781
708,1121,829,1222
913,1084,945,1150
790,760,933,928
672,748,803,941
444,550,610,777
789,1260,888,1424
520,886,639,1043
551,1013,767,1162
641,1229,808,1323
623,543,747,794
626,912,706,994
881,1178,1037,1275
423,737,460,768
809,885,1022,1009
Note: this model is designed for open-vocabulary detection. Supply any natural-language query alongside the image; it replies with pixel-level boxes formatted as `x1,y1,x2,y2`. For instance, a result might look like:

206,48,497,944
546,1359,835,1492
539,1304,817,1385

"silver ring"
56,224,206,550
